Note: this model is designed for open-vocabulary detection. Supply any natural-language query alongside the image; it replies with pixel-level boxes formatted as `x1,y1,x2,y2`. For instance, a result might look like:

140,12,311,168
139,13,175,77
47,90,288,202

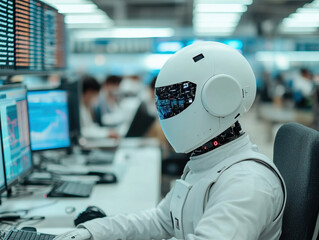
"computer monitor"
0,85,33,188
27,89,71,151
126,102,156,138
60,81,81,145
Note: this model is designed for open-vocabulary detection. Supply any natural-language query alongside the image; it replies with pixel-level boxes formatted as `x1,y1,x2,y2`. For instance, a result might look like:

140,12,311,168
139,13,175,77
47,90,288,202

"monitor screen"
0,86,32,186
27,90,71,151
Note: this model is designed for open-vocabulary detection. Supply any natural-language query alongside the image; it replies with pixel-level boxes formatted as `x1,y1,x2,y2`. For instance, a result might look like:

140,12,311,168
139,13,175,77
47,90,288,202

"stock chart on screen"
0,87,32,186
27,90,71,151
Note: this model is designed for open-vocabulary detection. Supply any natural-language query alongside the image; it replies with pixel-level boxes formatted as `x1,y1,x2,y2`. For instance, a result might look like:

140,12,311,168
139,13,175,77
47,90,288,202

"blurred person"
119,75,144,97
272,74,287,107
55,42,286,240
95,75,122,126
293,68,314,109
80,75,118,139
259,71,273,102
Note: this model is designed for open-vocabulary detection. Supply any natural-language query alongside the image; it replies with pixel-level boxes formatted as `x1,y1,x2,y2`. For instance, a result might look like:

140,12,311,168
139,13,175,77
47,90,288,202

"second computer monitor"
27,89,71,151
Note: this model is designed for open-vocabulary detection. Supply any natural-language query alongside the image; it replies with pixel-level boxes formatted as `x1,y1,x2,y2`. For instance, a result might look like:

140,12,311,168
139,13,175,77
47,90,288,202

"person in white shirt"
80,75,118,139
293,68,314,109
95,75,123,127
55,42,286,240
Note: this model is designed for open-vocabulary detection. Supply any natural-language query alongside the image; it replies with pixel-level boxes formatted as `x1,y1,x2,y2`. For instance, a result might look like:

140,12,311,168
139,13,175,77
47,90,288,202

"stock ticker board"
0,0,65,72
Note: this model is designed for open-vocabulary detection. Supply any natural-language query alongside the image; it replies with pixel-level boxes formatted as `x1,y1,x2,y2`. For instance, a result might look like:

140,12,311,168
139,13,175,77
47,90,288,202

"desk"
0,146,161,234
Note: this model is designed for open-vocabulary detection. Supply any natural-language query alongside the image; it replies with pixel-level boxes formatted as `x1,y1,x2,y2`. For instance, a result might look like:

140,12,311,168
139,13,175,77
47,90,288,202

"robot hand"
54,229,91,240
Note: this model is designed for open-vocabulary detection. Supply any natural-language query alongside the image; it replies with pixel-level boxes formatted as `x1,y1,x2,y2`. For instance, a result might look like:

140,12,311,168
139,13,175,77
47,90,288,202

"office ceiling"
91,0,313,36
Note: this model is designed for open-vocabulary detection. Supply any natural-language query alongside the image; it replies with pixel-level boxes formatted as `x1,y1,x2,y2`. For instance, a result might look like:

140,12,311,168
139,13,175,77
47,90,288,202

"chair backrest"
273,122,319,240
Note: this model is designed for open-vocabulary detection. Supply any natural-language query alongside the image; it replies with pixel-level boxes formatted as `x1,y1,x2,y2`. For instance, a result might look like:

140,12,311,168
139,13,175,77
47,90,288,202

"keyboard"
4,229,55,240
47,181,94,198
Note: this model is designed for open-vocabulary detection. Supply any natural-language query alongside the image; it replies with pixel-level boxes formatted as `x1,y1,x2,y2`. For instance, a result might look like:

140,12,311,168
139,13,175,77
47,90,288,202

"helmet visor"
155,81,197,120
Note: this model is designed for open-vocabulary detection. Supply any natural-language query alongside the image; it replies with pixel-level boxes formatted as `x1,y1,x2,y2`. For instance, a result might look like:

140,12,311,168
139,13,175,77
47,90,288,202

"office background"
0,0,318,238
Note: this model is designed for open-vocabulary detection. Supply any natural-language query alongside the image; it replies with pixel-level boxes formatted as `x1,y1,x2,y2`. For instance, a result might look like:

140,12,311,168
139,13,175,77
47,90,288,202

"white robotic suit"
55,42,286,240
75,134,285,240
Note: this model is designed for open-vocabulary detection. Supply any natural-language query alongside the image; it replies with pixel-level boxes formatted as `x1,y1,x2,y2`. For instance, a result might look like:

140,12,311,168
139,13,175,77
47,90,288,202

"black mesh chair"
273,122,319,240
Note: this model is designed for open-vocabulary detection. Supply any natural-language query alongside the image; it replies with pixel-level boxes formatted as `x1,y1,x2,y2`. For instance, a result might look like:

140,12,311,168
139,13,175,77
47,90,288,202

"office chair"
273,122,319,240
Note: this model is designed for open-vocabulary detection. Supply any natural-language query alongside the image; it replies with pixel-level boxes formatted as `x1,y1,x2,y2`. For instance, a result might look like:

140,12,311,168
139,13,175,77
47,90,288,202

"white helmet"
155,41,256,153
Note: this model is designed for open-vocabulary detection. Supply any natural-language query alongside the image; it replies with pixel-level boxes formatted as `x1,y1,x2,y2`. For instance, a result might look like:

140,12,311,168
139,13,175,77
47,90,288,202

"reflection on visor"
155,81,197,120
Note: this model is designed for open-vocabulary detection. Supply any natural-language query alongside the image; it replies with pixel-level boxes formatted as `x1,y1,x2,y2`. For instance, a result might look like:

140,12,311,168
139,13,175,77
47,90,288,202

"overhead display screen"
1,0,65,72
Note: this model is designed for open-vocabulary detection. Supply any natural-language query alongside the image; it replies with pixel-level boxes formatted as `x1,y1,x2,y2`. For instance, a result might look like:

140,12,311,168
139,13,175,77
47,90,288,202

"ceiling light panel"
55,4,98,14
194,0,252,5
41,0,113,28
73,28,175,39
194,4,247,13
280,0,319,34
193,0,253,36
41,0,90,5
65,15,110,24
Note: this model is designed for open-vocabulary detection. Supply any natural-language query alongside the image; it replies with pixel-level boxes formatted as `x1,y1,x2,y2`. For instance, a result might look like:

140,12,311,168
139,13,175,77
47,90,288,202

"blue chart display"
28,90,71,151
0,90,32,185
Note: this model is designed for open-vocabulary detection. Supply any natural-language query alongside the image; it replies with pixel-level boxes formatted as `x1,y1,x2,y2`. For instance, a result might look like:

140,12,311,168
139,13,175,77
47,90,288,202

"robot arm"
78,191,174,240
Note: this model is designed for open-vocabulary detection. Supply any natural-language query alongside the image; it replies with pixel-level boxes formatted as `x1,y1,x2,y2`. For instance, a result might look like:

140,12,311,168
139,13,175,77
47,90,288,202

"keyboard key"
5,230,56,240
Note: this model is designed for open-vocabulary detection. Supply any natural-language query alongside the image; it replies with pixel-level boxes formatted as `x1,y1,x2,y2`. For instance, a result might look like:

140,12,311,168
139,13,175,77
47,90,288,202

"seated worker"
95,75,122,126
80,75,118,139
293,68,314,109
56,42,286,240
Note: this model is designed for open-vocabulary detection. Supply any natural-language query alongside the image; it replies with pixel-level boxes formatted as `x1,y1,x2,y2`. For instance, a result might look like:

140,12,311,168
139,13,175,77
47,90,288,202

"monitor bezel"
27,87,72,152
0,84,34,189
0,152,6,195
59,81,81,146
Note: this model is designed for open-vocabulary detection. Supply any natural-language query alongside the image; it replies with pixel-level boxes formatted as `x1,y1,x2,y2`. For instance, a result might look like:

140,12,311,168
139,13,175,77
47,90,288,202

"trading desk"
0,145,161,235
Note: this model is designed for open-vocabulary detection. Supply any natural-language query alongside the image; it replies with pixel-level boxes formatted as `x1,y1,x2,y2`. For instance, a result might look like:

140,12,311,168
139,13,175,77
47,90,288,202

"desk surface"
0,146,161,234
258,103,313,124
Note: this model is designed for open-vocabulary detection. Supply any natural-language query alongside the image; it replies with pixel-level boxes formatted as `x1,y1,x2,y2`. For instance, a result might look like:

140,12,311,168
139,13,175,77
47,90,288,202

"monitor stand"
7,188,12,197
6,186,33,198
22,172,53,186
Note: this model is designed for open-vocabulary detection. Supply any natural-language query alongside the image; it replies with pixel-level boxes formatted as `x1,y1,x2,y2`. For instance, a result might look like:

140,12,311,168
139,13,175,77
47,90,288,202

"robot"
55,42,286,240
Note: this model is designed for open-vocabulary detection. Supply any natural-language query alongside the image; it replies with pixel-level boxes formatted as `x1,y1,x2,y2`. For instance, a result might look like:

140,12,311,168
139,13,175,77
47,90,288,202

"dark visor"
155,81,197,120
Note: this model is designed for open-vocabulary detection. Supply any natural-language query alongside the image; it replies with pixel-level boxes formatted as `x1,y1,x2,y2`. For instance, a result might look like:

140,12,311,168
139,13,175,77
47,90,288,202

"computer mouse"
21,227,37,232
74,206,107,226
96,173,117,184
